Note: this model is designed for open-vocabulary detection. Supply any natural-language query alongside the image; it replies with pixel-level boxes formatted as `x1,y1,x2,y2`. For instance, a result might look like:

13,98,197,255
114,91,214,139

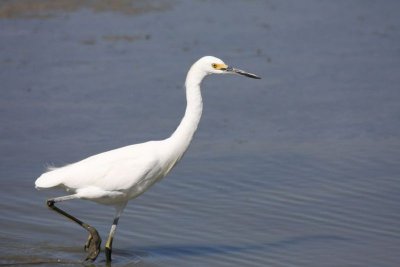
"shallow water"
1,0,400,266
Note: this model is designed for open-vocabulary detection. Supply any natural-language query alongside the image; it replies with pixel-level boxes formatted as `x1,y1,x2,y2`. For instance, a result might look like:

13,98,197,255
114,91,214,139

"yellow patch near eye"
212,63,228,70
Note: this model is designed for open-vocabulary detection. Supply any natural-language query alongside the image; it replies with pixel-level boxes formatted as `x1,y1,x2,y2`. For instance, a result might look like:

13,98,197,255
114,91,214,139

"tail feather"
45,164,59,172
35,170,63,189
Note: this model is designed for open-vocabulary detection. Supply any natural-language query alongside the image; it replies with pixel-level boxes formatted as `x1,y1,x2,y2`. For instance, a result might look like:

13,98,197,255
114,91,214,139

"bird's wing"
92,155,164,193
35,141,163,193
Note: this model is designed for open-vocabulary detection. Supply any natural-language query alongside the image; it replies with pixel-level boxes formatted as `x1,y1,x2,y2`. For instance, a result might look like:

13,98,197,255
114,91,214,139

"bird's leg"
105,217,119,262
105,204,126,263
46,196,102,262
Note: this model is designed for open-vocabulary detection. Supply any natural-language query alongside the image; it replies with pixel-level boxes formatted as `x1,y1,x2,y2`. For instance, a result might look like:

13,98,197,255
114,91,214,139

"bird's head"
194,56,261,79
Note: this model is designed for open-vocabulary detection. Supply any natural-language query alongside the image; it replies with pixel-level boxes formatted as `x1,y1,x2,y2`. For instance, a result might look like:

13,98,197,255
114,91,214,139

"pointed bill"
226,67,261,79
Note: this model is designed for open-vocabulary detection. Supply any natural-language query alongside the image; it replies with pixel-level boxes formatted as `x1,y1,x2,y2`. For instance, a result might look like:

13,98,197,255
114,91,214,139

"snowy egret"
35,56,260,262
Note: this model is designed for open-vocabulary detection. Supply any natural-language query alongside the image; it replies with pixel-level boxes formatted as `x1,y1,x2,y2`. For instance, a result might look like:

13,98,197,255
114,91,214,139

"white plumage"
35,56,260,262
36,141,170,204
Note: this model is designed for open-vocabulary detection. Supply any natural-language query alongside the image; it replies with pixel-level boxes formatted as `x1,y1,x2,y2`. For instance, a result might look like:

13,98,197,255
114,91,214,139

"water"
1,0,400,266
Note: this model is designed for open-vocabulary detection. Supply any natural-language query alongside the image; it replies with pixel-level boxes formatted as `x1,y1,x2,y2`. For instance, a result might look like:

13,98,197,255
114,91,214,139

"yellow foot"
83,227,102,262
105,247,112,263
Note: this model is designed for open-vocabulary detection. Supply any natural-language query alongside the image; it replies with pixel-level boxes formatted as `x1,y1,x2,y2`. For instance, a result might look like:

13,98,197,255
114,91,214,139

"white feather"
35,56,259,206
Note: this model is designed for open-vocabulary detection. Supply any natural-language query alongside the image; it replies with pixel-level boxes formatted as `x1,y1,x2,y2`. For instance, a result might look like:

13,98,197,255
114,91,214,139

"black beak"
226,66,261,79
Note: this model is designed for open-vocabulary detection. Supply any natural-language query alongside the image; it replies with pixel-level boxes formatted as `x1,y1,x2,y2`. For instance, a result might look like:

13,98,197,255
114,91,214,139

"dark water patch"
0,258,81,267
0,0,171,19
133,235,349,259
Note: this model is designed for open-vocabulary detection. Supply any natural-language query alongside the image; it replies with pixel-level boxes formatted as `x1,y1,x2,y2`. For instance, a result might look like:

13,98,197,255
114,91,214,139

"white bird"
35,56,260,262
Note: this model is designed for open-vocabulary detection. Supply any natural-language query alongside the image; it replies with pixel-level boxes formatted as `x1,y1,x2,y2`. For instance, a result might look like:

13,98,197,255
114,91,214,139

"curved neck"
168,66,206,156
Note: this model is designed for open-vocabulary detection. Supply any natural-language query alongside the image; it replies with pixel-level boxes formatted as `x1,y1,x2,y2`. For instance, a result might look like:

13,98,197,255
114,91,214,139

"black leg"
47,199,102,262
105,217,119,263
105,203,126,263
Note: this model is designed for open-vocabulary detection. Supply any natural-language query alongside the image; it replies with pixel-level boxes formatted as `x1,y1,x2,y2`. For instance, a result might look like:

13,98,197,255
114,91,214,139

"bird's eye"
211,63,217,69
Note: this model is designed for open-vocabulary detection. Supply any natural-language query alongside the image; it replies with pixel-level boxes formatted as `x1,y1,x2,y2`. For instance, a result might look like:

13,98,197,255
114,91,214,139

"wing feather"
35,141,162,194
